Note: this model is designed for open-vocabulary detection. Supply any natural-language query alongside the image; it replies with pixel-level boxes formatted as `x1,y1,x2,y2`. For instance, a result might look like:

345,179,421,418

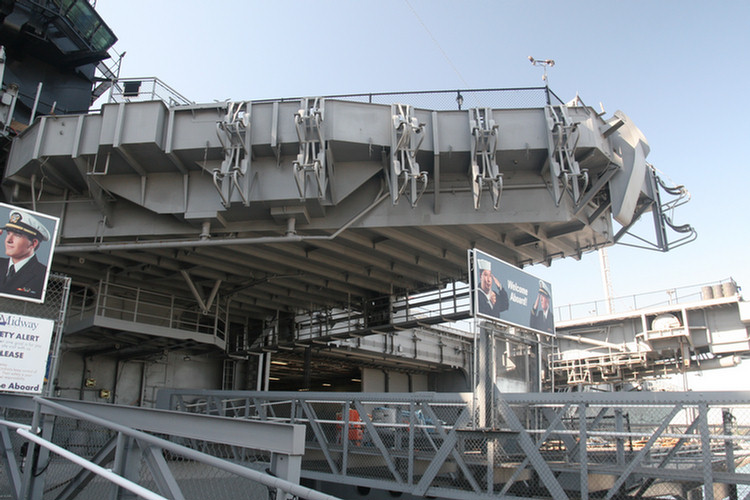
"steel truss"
159,389,750,500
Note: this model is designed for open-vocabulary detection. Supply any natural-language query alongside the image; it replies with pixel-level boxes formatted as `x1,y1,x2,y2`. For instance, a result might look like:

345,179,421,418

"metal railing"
67,280,227,344
554,277,741,323
255,281,473,351
0,394,342,500
158,388,750,500
103,82,566,112
105,77,193,106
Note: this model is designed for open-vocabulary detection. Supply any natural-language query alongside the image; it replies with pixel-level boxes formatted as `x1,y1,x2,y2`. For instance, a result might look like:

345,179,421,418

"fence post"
699,402,714,500
723,408,738,500
579,403,588,500
615,408,625,467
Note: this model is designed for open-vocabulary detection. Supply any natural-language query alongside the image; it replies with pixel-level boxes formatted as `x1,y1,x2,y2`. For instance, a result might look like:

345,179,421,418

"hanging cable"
403,0,471,89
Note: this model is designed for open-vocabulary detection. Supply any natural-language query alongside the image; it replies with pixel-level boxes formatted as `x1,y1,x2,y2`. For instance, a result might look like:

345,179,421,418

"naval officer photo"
0,209,52,300
529,280,554,334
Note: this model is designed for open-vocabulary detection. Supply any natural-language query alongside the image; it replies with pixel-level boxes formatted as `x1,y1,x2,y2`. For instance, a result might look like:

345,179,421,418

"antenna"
528,56,555,84
598,247,615,314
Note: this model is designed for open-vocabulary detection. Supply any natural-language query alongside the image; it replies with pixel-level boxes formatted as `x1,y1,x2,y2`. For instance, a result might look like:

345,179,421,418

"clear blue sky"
94,0,750,309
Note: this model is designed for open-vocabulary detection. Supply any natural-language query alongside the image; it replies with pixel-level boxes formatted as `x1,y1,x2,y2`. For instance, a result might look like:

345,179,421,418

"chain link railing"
103,82,565,112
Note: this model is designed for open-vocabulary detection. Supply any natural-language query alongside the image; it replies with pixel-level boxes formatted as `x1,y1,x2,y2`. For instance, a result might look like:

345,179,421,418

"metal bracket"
390,104,427,208
544,105,589,205
292,98,327,200
214,101,251,207
614,164,696,251
469,108,503,210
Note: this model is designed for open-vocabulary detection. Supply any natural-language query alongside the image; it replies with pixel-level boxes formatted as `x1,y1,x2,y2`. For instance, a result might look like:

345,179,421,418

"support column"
475,323,496,428
303,347,312,390
256,353,264,391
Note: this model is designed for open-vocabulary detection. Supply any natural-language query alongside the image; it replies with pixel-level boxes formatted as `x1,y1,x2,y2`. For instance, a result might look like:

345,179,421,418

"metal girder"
142,444,187,500
201,247,368,301
494,387,569,500
180,269,221,314
115,144,148,178
55,436,118,500
496,403,575,497
414,404,480,496
604,404,684,500
0,423,22,499
352,400,403,484
615,166,697,252
73,157,114,226
370,227,466,268
337,230,457,277
233,242,414,294
150,389,750,500
633,417,701,498
574,163,618,216
158,245,363,304
300,239,440,285
297,400,340,475
517,223,581,261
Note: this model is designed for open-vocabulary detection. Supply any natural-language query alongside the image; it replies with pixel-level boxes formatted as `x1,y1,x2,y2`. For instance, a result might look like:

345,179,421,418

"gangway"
156,388,750,500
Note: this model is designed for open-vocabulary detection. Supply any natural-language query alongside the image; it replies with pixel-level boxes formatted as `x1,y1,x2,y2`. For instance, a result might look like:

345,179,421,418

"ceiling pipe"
556,333,627,352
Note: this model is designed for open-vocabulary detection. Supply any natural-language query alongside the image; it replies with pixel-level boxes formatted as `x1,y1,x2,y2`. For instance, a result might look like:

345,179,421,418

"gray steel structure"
2,86,692,363
553,282,750,388
0,393,339,500
3,388,750,500
0,0,118,128
155,388,750,500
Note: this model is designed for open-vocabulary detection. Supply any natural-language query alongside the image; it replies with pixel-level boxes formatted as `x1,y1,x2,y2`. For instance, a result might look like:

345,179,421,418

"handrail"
156,389,750,500
554,277,740,322
67,279,228,341
22,396,344,500
103,84,564,111
18,428,168,500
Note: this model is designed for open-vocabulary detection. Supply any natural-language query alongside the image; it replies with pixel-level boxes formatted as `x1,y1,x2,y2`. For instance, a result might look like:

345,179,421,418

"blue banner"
471,249,555,335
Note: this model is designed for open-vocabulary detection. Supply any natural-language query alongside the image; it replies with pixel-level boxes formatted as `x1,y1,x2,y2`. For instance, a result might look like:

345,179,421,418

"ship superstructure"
3,3,749,500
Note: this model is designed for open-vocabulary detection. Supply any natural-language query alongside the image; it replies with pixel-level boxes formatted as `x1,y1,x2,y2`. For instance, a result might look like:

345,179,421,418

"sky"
92,0,750,312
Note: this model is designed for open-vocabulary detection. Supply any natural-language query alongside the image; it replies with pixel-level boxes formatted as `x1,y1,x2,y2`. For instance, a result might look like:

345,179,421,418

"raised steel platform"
553,279,750,388
2,87,690,358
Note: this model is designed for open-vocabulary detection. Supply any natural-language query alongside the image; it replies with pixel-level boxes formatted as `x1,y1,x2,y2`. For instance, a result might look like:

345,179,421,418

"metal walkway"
3,383,750,499
156,388,750,500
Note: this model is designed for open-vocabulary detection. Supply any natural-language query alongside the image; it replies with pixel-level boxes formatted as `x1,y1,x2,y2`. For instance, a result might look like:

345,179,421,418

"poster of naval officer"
0,203,59,304
471,249,555,335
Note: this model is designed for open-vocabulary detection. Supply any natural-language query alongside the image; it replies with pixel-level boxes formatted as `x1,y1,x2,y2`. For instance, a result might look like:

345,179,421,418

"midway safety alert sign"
0,312,54,393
